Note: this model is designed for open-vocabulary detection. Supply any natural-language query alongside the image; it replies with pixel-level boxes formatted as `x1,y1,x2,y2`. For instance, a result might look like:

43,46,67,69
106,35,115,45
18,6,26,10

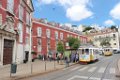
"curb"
116,59,120,77
11,63,77,80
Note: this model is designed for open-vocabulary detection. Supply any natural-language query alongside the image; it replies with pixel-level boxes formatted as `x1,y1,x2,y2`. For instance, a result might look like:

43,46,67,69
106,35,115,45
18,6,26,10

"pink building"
32,18,88,58
0,0,34,65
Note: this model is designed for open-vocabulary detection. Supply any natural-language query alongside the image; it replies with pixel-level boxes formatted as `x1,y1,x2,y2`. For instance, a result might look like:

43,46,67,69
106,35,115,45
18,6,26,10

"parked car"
113,50,120,54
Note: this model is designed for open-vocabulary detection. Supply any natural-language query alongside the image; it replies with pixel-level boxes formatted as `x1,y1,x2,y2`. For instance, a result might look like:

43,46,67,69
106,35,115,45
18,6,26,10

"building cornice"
32,21,83,37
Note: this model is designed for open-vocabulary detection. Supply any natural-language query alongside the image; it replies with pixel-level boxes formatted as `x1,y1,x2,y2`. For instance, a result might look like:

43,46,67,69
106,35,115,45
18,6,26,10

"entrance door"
3,39,14,65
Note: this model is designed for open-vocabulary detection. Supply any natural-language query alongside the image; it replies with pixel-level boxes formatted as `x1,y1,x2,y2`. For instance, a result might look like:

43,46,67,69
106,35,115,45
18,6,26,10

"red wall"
32,21,88,57
0,0,31,45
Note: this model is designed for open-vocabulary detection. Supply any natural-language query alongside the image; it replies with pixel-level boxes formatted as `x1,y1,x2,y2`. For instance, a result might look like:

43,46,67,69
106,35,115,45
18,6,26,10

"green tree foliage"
67,37,80,50
57,41,65,53
83,26,93,32
110,25,118,31
100,37,111,47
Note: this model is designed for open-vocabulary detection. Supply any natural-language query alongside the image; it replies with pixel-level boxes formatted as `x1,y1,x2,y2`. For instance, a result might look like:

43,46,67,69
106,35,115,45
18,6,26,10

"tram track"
86,55,113,80
50,55,108,80
87,55,119,80
100,55,120,80
49,55,107,80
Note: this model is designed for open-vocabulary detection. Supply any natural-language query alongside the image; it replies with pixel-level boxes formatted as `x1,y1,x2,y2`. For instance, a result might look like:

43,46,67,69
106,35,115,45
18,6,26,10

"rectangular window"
7,0,14,13
67,34,70,38
55,31,58,39
38,39,42,52
26,26,29,34
113,34,116,38
37,27,42,37
0,0,2,7
114,43,116,45
46,29,50,38
60,33,63,40
25,37,29,44
19,5,23,20
0,14,2,26
18,22,23,43
26,12,30,25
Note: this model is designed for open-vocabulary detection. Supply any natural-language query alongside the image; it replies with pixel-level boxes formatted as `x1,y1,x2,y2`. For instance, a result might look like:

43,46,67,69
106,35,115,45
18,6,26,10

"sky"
32,0,120,27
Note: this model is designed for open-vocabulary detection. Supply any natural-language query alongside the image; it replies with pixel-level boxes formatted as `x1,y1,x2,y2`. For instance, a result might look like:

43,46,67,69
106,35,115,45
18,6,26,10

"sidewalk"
0,60,75,80
116,59,120,77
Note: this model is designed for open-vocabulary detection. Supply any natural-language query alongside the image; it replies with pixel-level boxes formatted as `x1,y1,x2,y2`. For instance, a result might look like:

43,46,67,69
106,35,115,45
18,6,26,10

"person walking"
65,57,69,67
75,53,79,62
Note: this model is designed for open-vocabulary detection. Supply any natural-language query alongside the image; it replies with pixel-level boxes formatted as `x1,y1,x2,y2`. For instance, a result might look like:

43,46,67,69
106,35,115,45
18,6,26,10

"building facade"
90,28,119,49
0,0,34,65
32,19,88,58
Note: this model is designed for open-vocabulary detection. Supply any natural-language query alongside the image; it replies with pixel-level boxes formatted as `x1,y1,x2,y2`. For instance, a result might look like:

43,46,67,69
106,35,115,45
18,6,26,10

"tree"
57,41,65,53
83,26,93,32
110,25,118,31
67,37,80,50
100,37,111,47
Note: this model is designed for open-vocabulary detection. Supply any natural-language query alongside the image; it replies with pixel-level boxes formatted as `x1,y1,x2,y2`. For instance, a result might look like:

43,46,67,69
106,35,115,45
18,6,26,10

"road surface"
22,54,120,80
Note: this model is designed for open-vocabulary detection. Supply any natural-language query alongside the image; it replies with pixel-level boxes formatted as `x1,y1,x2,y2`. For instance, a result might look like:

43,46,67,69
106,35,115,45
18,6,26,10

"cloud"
104,19,115,26
37,0,56,4
66,5,93,21
58,0,93,21
34,0,93,21
110,2,120,20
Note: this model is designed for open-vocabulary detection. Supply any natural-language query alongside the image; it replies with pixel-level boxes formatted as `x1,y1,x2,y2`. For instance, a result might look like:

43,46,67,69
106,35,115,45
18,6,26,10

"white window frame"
26,26,29,34
37,27,42,37
55,31,58,40
25,37,29,44
37,39,42,52
0,0,2,7
19,5,23,20
7,0,14,13
67,34,70,38
26,12,30,25
46,29,50,38
18,22,23,43
0,14,2,26
60,32,63,40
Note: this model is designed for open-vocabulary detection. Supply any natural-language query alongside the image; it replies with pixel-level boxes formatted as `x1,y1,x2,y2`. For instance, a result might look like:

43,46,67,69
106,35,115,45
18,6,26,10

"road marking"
103,79,112,80
71,66,81,71
67,75,112,80
67,75,88,80
109,68,115,74
88,67,97,72
98,67,106,73
78,66,89,71
89,77,100,80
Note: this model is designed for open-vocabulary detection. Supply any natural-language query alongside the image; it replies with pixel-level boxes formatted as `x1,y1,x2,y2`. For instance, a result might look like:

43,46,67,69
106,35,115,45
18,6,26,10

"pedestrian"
75,53,79,62
65,57,69,67
57,56,60,64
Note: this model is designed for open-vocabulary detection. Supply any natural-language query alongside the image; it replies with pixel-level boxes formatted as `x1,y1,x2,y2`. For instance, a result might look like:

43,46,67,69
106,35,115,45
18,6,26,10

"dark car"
113,50,120,54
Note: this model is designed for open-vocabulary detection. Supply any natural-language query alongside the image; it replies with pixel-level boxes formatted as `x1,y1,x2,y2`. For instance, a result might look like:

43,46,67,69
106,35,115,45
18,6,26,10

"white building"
93,28,119,50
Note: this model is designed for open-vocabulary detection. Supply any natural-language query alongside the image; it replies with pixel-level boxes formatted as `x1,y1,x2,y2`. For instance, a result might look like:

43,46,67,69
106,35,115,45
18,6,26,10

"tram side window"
82,49,84,54
85,49,89,55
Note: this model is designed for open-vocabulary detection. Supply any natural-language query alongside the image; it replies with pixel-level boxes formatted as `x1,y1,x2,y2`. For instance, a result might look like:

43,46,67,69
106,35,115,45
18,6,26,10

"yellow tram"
103,47,113,56
78,46,99,63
